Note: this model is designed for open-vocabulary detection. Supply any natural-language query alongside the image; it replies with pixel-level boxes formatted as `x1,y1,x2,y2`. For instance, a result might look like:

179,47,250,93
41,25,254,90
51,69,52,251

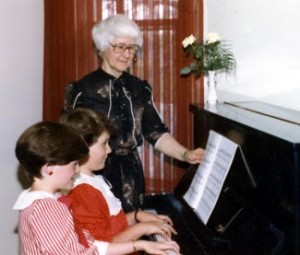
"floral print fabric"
64,68,169,211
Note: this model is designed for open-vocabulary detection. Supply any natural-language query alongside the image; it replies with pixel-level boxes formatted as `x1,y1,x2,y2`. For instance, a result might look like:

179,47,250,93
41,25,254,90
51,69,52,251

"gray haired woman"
64,14,205,212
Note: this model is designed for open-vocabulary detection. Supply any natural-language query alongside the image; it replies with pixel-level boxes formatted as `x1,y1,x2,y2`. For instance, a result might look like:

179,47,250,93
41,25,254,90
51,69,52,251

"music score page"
183,130,238,224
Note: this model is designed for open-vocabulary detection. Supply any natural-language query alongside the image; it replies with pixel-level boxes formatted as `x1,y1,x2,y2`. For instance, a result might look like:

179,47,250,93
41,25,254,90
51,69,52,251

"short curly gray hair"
92,14,143,53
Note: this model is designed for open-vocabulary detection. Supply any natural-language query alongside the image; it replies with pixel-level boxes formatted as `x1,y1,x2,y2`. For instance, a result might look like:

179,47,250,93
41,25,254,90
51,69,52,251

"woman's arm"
154,133,205,164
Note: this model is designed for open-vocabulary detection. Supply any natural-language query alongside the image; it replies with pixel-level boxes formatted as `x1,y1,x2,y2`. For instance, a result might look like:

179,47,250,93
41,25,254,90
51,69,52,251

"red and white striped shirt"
13,189,108,255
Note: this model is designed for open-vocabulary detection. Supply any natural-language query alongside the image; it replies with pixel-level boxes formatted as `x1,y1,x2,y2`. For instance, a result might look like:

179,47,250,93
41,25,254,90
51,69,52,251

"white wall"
0,0,44,253
204,0,300,111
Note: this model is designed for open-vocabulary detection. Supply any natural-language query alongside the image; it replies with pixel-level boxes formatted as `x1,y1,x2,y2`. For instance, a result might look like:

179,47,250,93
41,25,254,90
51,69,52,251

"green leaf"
180,66,192,75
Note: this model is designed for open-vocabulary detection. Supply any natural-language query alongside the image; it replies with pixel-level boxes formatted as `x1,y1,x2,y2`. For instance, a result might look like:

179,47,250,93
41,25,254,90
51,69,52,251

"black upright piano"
144,101,300,255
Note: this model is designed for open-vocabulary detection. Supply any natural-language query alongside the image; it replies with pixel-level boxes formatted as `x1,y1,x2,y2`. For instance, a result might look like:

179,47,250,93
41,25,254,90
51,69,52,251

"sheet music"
184,130,238,224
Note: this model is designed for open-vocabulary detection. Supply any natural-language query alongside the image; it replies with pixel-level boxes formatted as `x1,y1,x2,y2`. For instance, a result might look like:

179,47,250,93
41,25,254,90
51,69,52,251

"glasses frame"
109,43,140,55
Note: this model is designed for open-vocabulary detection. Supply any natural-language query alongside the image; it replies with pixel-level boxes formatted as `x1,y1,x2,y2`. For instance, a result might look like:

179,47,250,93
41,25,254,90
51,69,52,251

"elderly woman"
64,14,205,212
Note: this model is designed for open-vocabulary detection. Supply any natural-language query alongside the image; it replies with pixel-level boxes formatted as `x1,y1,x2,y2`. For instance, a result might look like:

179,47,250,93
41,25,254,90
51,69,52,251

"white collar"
13,189,57,210
74,173,122,215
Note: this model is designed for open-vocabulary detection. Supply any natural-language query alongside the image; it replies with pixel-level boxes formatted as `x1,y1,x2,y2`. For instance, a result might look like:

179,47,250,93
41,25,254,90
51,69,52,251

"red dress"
69,174,129,242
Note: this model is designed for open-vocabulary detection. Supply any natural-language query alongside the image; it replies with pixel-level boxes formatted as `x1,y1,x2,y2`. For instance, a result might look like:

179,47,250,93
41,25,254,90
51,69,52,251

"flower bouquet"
180,33,236,77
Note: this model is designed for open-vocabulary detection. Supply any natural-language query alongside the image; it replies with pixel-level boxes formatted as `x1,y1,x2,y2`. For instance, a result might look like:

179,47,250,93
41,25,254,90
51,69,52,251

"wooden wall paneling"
73,0,98,78
44,0,101,121
176,0,204,149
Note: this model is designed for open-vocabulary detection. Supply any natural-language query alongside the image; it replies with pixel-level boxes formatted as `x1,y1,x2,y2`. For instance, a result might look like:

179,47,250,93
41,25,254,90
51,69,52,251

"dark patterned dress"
64,68,169,212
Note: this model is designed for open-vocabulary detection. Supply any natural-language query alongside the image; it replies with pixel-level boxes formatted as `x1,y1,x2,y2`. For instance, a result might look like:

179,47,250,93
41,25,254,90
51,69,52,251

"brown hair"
15,121,89,181
60,108,115,146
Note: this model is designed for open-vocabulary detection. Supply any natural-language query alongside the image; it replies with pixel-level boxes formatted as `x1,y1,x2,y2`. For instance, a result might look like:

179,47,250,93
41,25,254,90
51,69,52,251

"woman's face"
101,36,139,77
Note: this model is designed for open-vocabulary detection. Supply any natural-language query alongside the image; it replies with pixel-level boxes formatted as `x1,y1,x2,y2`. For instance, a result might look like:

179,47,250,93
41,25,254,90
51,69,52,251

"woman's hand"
183,148,205,164
154,133,205,164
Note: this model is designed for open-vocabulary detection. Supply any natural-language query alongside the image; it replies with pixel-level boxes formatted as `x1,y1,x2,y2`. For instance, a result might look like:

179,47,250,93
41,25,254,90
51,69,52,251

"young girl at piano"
13,121,180,255
60,108,180,253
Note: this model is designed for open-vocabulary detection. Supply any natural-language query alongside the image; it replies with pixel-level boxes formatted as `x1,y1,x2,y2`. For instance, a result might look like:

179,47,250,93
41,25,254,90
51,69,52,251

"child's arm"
105,239,180,255
31,199,100,254
127,210,174,225
112,220,177,242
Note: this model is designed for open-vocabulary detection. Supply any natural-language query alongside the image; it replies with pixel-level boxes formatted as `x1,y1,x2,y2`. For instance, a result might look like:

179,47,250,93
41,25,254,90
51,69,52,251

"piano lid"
202,101,300,144
225,101,300,125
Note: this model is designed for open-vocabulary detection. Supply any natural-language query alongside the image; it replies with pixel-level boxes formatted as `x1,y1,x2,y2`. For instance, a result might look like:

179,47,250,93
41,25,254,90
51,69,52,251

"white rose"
182,34,196,48
206,33,220,44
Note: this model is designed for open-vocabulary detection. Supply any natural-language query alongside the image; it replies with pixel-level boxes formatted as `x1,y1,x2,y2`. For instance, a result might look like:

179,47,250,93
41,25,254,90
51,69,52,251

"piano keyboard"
144,193,217,255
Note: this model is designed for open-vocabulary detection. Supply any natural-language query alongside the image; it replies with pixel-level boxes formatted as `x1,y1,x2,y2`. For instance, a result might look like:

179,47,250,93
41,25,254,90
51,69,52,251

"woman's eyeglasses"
110,43,140,54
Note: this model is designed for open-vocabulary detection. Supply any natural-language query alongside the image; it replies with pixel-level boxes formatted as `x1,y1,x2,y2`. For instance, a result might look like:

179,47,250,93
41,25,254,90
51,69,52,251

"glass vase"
207,71,218,104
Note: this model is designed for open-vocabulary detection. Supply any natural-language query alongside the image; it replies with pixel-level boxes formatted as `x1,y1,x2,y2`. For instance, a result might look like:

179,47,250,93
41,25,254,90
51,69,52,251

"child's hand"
138,240,181,255
136,211,174,226
139,221,177,239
